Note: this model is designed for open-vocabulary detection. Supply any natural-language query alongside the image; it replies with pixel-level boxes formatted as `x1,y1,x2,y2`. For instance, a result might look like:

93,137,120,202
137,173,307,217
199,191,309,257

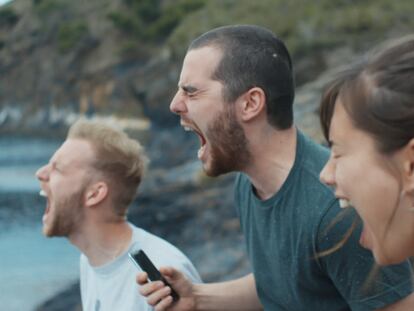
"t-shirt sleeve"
233,173,243,217
178,257,202,283
316,201,413,311
150,245,202,284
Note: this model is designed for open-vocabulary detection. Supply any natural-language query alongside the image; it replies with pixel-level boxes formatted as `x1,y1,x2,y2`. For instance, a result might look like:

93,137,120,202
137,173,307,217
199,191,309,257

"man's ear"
238,87,266,122
85,182,108,208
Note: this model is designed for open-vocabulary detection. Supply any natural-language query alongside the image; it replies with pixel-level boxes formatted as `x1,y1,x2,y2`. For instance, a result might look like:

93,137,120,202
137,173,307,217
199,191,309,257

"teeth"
184,126,192,132
39,190,47,197
198,145,206,159
339,199,350,208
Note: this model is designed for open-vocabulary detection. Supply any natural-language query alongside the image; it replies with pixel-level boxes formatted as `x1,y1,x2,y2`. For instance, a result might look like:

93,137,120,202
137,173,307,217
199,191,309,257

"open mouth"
338,198,351,208
182,123,207,160
39,189,51,223
359,225,370,249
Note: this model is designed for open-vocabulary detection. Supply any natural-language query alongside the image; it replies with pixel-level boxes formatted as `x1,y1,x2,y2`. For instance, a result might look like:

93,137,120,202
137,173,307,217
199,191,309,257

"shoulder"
298,132,330,179
234,172,249,190
234,173,251,200
131,225,202,283
79,253,89,269
132,225,182,255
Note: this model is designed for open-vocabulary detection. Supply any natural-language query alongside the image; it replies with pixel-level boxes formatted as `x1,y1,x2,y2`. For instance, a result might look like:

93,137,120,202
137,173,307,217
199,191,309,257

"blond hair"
68,119,148,216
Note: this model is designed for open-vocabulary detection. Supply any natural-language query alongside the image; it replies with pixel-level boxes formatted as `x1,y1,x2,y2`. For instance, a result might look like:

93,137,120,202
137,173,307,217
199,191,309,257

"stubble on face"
44,188,85,238
204,104,251,176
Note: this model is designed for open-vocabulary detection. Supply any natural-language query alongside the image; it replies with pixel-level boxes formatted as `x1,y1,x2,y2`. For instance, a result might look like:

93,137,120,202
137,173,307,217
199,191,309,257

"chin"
203,168,221,177
42,227,53,237
373,248,407,266
202,161,219,177
42,222,58,238
203,160,234,177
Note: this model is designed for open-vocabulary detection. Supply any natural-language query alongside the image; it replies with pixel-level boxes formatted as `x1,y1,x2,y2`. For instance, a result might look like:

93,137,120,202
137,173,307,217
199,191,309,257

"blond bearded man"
36,119,201,311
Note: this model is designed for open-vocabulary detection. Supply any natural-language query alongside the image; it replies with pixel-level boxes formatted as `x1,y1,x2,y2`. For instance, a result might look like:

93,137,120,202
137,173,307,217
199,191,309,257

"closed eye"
50,161,62,173
181,85,198,97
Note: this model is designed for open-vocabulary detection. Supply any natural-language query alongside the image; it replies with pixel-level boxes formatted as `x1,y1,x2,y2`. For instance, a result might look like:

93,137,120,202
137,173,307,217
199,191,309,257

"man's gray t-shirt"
234,130,412,310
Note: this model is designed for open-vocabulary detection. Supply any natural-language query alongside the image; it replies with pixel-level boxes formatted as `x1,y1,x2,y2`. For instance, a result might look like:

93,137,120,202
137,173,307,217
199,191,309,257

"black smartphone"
129,249,179,301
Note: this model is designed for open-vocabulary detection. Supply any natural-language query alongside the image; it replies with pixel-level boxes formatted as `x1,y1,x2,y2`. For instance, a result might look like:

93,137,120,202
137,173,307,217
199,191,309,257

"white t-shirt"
80,223,201,311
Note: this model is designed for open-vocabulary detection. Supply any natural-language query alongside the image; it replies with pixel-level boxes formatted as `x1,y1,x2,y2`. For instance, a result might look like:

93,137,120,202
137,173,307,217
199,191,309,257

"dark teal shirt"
234,130,412,311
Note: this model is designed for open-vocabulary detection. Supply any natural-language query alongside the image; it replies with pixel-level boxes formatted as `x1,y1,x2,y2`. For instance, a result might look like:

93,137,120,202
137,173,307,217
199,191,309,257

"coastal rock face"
0,0,182,134
36,283,82,311
3,0,401,135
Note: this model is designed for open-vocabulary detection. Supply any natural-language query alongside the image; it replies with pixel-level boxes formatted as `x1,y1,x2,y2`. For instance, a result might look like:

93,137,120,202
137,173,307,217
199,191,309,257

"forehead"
330,99,350,132
52,139,95,166
180,46,223,84
329,98,358,142
330,98,379,149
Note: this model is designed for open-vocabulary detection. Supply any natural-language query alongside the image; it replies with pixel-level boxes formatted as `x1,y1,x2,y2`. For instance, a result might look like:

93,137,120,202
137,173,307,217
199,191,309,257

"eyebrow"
180,84,198,94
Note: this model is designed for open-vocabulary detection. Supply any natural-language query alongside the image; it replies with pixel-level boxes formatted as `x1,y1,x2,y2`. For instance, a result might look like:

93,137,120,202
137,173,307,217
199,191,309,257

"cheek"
338,158,399,223
335,159,380,212
334,159,364,193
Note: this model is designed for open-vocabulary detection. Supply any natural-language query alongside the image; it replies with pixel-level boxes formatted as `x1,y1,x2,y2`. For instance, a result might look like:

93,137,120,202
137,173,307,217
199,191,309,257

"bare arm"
137,268,262,311
376,292,414,311
193,273,262,311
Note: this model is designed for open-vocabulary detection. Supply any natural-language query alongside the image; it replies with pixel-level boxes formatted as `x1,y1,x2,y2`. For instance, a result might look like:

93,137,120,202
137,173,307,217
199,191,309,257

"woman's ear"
238,87,266,122
85,182,108,208
402,138,414,196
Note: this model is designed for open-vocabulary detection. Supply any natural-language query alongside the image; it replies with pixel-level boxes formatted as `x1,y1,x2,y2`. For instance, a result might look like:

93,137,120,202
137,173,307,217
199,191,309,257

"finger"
154,295,174,311
159,266,180,280
147,285,172,306
139,280,165,297
136,272,148,285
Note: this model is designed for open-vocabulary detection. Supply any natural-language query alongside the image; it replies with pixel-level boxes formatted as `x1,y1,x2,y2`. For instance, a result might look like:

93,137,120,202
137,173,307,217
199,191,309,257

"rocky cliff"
1,0,412,135
0,0,201,134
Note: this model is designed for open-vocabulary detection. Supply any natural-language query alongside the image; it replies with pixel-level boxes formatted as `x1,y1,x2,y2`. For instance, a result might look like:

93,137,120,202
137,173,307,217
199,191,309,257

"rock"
35,283,81,311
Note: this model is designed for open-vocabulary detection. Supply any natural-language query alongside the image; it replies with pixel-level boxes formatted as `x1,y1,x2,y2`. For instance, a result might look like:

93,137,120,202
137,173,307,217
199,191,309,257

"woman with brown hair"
319,35,414,266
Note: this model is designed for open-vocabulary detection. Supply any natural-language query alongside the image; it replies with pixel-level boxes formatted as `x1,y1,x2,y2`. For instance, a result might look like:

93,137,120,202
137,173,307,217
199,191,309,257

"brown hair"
68,119,148,216
318,36,414,273
189,25,295,130
320,35,414,153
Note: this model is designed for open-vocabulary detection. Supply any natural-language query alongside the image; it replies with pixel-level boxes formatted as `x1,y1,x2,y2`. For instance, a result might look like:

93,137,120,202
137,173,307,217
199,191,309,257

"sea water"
0,136,80,311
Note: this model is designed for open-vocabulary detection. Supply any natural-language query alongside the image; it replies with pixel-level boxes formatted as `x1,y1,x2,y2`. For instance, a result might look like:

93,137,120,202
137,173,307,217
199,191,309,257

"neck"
243,126,297,200
70,219,132,267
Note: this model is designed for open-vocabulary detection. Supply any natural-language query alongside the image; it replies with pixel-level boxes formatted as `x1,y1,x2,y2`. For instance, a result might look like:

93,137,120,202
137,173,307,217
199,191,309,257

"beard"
44,189,84,238
204,105,251,177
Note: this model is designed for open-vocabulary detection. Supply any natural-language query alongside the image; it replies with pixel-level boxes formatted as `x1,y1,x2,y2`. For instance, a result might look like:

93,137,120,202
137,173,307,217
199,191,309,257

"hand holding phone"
129,249,180,301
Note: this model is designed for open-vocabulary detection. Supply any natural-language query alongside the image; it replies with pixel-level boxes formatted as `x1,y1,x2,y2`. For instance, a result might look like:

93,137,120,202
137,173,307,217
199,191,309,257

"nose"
320,158,336,187
169,91,187,115
36,164,50,182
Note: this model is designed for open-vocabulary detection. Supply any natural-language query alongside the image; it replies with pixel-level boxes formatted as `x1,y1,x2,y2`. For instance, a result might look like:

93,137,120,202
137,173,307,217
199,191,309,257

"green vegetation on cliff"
168,0,414,59
57,21,89,52
1,0,413,132
0,6,19,27
108,0,206,56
